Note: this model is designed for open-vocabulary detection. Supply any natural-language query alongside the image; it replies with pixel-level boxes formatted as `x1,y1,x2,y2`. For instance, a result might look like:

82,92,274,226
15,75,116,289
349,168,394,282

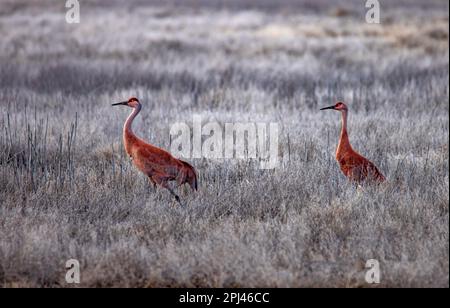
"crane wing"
133,145,198,190
338,152,385,183
134,145,178,177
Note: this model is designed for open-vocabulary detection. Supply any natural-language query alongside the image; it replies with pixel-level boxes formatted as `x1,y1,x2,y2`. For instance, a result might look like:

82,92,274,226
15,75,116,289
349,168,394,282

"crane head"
112,97,140,108
320,101,348,111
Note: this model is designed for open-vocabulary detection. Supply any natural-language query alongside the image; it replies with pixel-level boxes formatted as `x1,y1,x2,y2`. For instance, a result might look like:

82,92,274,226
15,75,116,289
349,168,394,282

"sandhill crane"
320,102,385,184
112,97,197,205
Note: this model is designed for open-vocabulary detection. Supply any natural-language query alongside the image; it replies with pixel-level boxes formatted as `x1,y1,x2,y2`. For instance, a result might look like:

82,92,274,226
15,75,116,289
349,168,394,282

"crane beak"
320,105,335,110
112,101,128,106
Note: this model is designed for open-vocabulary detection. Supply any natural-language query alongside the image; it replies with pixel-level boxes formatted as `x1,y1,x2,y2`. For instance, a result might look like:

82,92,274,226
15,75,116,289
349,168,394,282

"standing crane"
320,102,385,184
112,97,197,205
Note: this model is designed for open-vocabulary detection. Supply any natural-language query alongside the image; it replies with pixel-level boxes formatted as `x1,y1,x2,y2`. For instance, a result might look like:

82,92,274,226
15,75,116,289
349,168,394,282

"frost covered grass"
0,0,448,287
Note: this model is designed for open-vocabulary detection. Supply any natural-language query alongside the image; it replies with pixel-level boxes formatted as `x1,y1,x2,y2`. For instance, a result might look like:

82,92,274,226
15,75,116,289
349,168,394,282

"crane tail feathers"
179,160,198,191
368,162,386,183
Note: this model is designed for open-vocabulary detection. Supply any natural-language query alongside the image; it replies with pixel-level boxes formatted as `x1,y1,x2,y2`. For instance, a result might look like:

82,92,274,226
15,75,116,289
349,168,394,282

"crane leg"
167,187,183,206
148,177,157,190
151,175,184,206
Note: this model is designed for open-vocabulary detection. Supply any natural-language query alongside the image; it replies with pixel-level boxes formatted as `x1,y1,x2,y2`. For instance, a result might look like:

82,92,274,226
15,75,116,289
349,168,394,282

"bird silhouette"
112,97,197,205
321,102,385,184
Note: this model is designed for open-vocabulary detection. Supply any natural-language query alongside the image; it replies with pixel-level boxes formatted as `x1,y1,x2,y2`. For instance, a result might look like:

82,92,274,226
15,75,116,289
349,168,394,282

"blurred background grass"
0,0,448,287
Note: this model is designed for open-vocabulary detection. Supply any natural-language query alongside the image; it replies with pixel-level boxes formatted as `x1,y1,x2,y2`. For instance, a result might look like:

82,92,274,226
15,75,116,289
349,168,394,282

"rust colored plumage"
112,97,197,204
321,102,385,184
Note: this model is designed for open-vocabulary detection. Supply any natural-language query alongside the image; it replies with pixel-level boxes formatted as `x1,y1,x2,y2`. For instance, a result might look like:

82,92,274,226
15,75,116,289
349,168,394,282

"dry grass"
0,0,448,287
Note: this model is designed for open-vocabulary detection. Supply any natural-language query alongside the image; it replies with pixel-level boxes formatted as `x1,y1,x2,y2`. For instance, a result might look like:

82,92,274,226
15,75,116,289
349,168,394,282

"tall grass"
0,0,448,287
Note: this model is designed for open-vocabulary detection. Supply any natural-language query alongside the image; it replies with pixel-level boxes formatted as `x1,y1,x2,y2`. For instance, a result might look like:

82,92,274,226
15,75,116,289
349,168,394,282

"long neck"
123,104,141,152
337,110,352,156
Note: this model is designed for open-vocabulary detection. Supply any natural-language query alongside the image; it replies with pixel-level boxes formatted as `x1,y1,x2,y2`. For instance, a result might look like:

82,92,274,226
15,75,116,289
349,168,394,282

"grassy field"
0,0,448,287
